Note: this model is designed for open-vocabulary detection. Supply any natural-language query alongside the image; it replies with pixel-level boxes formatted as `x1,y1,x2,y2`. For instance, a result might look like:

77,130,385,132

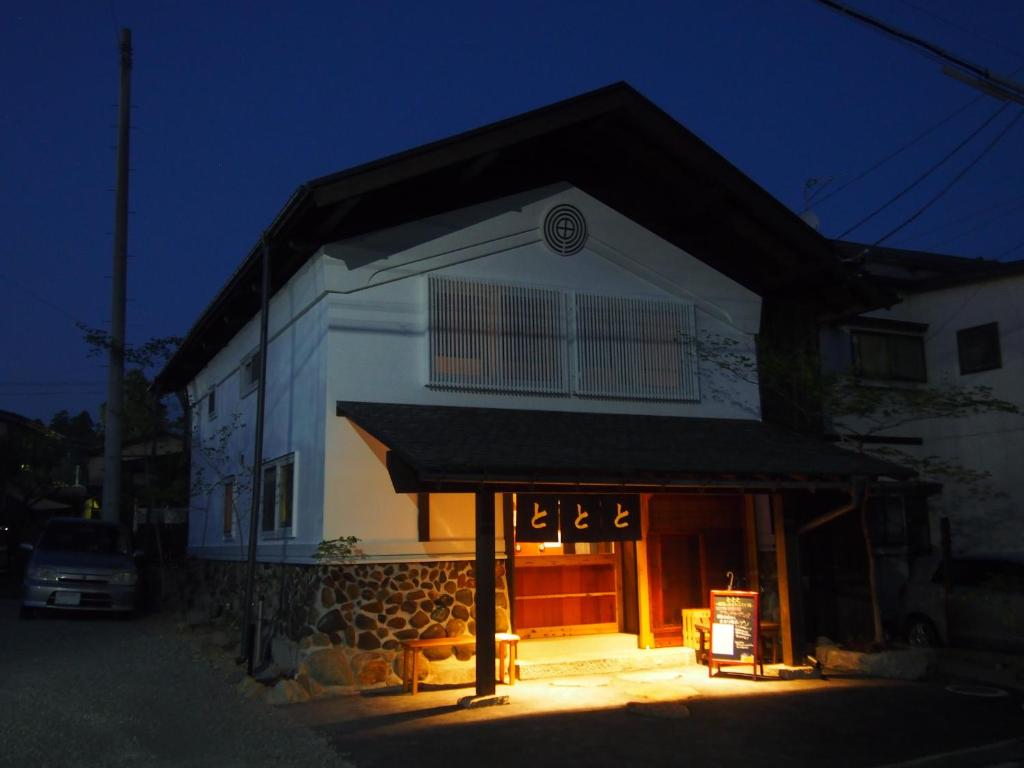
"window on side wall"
240,350,261,397
207,386,217,421
260,454,295,537
851,331,926,383
957,322,1001,374
222,478,234,539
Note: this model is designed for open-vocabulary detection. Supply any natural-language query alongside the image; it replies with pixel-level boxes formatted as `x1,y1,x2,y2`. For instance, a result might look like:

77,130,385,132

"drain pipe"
798,478,867,536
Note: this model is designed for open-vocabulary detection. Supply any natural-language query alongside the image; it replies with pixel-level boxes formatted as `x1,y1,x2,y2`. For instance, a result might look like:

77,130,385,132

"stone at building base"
816,643,935,680
266,678,311,706
777,666,822,681
272,636,300,675
458,694,510,709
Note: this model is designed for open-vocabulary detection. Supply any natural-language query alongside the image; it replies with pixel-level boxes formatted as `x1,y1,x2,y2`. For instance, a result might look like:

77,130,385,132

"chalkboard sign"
709,590,760,678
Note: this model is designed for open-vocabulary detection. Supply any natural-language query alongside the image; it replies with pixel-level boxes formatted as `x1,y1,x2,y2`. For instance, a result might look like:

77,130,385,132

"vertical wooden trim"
614,542,624,632
502,493,515,631
698,533,708,605
474,490,496,696
635,493,653,648
744,494,759,593
417,493,430,542
774,493,805,667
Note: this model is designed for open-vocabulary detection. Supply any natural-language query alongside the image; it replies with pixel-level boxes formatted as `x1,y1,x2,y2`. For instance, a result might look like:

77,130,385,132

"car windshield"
38,522,130,556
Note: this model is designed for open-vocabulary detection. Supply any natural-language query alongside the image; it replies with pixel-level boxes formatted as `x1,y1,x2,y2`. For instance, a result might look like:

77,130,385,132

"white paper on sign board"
711,623,734,656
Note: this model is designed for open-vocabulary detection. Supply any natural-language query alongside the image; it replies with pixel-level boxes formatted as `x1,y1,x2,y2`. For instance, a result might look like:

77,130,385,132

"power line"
890,192,1024,246
874,108,1024,246
804,93,985,212
837,103,1011,238
896,0,1024,64
917,200,1024,253
814,0,1024,104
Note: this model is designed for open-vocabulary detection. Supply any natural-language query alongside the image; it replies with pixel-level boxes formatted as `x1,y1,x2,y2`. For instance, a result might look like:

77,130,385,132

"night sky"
3,0,1022,422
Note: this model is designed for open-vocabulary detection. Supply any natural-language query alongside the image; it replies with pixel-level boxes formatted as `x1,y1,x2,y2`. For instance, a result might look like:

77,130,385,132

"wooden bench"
401,633,520,694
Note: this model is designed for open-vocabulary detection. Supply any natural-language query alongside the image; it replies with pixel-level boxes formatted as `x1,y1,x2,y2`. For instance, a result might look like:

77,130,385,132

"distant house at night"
155,83,910,690
822,244,1023,554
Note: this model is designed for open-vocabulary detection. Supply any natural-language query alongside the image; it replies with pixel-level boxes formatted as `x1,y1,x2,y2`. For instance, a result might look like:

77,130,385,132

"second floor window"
851,330,926,383
428,275,567,394
427,275,700,401
957,322,1001,374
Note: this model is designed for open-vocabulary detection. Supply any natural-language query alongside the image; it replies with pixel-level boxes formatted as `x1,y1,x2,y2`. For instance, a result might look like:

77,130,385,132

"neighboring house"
155,83,907,688
824,243,1023,555
87,433,189,558
0,410,81,571
817,243,1023,637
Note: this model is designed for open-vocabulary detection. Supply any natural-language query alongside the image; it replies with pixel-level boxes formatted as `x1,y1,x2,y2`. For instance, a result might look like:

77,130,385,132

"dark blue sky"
3,0,1022,422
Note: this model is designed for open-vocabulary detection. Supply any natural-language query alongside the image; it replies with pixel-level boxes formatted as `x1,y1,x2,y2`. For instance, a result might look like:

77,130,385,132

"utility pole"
240,235,271,672
813,0,1024,106
102,28,132,524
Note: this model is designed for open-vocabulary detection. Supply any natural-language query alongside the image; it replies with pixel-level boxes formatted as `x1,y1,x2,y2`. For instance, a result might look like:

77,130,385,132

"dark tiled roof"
338,402,910,490
156,83,889,394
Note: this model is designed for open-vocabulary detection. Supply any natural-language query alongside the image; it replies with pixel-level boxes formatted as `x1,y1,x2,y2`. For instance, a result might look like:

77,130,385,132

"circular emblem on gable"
542,204,587,256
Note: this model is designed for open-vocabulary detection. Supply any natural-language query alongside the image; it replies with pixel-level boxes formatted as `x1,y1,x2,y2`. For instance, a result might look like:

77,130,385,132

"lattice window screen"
574,293,699,401
428,275,568,394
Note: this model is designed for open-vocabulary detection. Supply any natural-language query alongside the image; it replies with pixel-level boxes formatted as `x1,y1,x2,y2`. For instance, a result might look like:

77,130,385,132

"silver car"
20,517,142,618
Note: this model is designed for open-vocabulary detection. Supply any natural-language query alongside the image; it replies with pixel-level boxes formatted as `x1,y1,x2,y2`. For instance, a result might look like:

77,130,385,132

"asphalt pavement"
2,583,1022,768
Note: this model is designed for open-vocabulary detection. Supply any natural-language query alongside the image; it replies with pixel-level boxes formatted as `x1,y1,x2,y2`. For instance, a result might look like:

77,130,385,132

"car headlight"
27,567,58,582
110,570,138,586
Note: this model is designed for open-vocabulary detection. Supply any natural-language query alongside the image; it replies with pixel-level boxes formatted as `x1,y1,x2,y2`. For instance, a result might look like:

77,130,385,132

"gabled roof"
156,83,891,393
338,401,911,492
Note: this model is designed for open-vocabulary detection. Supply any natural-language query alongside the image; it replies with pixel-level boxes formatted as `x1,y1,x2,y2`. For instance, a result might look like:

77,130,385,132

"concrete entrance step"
515,634,696,681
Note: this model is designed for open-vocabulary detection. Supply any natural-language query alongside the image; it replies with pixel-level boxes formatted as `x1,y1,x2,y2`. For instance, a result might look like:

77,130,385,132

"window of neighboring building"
574,293,699,401
851,330,926,382
222,478,234,538
207,386,217,420
260,454,295,536
240,350,261,396
428,275,568,394
867,495,906,548
957,322,1001,374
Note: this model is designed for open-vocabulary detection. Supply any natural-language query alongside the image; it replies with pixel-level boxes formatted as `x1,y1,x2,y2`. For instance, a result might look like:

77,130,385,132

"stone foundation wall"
181,557,510,689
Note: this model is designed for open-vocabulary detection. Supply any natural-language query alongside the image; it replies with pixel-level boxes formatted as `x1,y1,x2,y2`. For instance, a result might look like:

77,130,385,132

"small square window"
957,322,1001,374
240,350,261,396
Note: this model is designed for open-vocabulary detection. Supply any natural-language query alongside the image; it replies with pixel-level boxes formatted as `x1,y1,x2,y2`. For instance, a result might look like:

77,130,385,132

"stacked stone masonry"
182,558,510,690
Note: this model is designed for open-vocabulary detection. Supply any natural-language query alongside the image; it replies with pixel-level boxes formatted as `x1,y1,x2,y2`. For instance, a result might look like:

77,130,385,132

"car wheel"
906,617,939,647
19,606,34,620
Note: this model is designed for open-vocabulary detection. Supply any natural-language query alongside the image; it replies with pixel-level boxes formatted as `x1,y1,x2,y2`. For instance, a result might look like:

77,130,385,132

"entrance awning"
336,401,912,493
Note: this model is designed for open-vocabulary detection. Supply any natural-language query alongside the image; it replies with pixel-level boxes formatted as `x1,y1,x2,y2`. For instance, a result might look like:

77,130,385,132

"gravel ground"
0,596,350,768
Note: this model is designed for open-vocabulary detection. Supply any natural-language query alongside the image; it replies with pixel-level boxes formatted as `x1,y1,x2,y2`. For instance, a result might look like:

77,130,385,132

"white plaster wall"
319,185,763,560
187,184,765,564
827,275,1024,553
186,256,329,562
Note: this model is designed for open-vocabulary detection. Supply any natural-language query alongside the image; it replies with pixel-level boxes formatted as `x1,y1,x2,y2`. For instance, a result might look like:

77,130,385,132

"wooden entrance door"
646,495,748,647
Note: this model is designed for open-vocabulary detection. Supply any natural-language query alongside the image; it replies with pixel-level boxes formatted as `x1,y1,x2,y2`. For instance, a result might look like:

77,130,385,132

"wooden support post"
773,494,805,666
635,493,653,649
417,493,430,542
502,493,515,631
474,490,496,696
743,495,759,593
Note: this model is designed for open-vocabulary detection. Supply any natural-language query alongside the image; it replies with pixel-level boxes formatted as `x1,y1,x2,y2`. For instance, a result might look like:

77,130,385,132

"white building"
824,244,1024,556
156,84,904,689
